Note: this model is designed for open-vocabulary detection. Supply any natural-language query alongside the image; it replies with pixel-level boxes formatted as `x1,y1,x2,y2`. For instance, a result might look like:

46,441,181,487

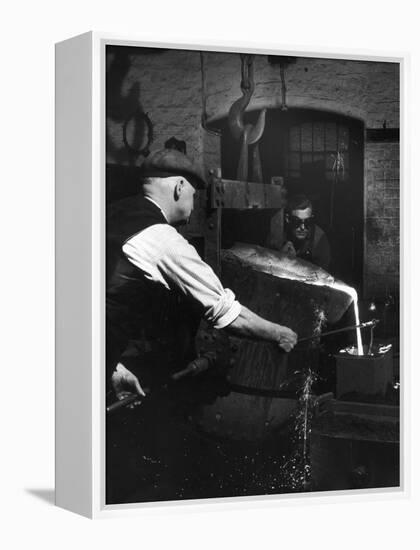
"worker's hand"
281,240,296,258
111,362,146,408
276,325,297,352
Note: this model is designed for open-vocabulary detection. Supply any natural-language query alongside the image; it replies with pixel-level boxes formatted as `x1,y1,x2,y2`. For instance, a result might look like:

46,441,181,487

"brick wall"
107,49,399,165
106,47,400,297
203,54,399,128
107,48,204,166
365,142,400,297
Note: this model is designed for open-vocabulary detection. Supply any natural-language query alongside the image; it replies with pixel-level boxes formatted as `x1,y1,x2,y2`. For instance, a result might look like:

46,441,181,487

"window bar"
323,120,327,179
311,121,314,166
300,123,302,177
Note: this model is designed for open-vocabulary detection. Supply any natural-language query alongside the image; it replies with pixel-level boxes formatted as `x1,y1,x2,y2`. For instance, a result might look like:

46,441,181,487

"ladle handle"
298,319,379,344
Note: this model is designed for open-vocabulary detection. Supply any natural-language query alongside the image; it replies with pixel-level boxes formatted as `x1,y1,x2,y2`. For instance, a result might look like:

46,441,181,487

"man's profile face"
289,206,313,241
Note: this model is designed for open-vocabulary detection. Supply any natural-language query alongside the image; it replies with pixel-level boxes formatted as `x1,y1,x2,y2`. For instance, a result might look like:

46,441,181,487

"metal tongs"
297,318,379,345
106,354,215,415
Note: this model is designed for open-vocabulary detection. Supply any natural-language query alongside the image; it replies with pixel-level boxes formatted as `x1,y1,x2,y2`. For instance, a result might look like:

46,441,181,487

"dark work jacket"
106,196,199,379
288,224,331,272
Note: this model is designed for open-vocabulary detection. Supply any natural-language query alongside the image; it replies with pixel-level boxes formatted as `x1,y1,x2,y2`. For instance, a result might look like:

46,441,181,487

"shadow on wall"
106,46,163,166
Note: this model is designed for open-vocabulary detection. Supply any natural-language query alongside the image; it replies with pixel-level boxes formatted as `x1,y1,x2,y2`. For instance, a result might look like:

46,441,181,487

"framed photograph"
56,32,404,517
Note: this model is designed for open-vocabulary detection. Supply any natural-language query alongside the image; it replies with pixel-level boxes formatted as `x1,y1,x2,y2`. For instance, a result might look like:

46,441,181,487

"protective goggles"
288,215,314,229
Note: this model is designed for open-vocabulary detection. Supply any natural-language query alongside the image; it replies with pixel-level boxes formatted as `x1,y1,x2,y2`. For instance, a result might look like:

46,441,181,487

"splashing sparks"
279,368,317,491
313,308,327,340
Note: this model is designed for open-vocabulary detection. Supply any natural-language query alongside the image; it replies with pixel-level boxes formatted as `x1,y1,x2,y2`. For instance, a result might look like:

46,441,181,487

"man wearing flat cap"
107,149,297,401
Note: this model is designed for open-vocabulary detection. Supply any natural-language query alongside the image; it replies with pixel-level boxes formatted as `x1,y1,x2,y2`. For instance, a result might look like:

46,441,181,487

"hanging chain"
280,65,288,110
240,54,255,94
200,52,221,136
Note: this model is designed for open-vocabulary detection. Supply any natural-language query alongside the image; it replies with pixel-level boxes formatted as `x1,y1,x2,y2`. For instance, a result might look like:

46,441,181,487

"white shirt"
122,223,242,330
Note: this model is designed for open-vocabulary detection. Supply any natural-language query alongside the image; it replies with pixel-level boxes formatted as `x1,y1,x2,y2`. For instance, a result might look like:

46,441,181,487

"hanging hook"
228,54,266,181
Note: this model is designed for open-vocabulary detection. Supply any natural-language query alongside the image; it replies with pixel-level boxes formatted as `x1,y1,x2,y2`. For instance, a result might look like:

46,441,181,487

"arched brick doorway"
217,108,364,290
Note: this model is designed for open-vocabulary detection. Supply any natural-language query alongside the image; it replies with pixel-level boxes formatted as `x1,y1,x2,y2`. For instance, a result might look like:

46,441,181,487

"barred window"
287,121,350,182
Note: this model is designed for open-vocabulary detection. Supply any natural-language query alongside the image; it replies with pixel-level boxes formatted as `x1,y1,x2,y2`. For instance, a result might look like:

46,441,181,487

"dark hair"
287,194,313,213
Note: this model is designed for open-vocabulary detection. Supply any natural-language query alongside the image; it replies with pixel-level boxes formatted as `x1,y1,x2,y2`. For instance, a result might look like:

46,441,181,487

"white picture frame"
55,32,407,518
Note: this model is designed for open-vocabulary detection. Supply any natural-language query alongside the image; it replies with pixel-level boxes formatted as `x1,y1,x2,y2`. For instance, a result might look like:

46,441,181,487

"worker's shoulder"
313,224,328,242
144,223,180,239
122,224,188,267
126,222,178,244
128,223,189,254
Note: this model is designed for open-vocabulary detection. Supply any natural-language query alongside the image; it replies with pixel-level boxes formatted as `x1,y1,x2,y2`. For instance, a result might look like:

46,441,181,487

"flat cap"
140,148,207,189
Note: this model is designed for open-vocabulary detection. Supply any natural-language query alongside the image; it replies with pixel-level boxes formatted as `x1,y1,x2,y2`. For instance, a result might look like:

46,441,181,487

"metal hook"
228,54,266,181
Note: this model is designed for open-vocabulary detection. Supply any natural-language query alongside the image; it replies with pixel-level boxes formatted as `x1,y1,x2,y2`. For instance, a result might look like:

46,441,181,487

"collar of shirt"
144,196,169,222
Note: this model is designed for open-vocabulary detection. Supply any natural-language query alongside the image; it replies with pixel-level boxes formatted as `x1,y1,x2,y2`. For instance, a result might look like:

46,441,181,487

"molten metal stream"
353,294,364,356
329,281,364,355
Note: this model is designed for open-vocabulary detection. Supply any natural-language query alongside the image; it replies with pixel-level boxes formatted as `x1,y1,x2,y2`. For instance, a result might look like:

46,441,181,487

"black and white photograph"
105,45,400,505
6,0,420,543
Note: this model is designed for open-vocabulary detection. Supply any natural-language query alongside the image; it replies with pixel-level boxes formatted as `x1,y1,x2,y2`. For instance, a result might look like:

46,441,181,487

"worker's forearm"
224,305,281,344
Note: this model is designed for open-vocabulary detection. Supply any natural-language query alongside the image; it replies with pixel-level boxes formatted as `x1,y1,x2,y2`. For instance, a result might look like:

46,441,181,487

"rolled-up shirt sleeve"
122,224,241,329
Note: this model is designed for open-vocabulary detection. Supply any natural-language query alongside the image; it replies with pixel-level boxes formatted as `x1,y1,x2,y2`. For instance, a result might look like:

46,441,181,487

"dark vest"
106,196,199,378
